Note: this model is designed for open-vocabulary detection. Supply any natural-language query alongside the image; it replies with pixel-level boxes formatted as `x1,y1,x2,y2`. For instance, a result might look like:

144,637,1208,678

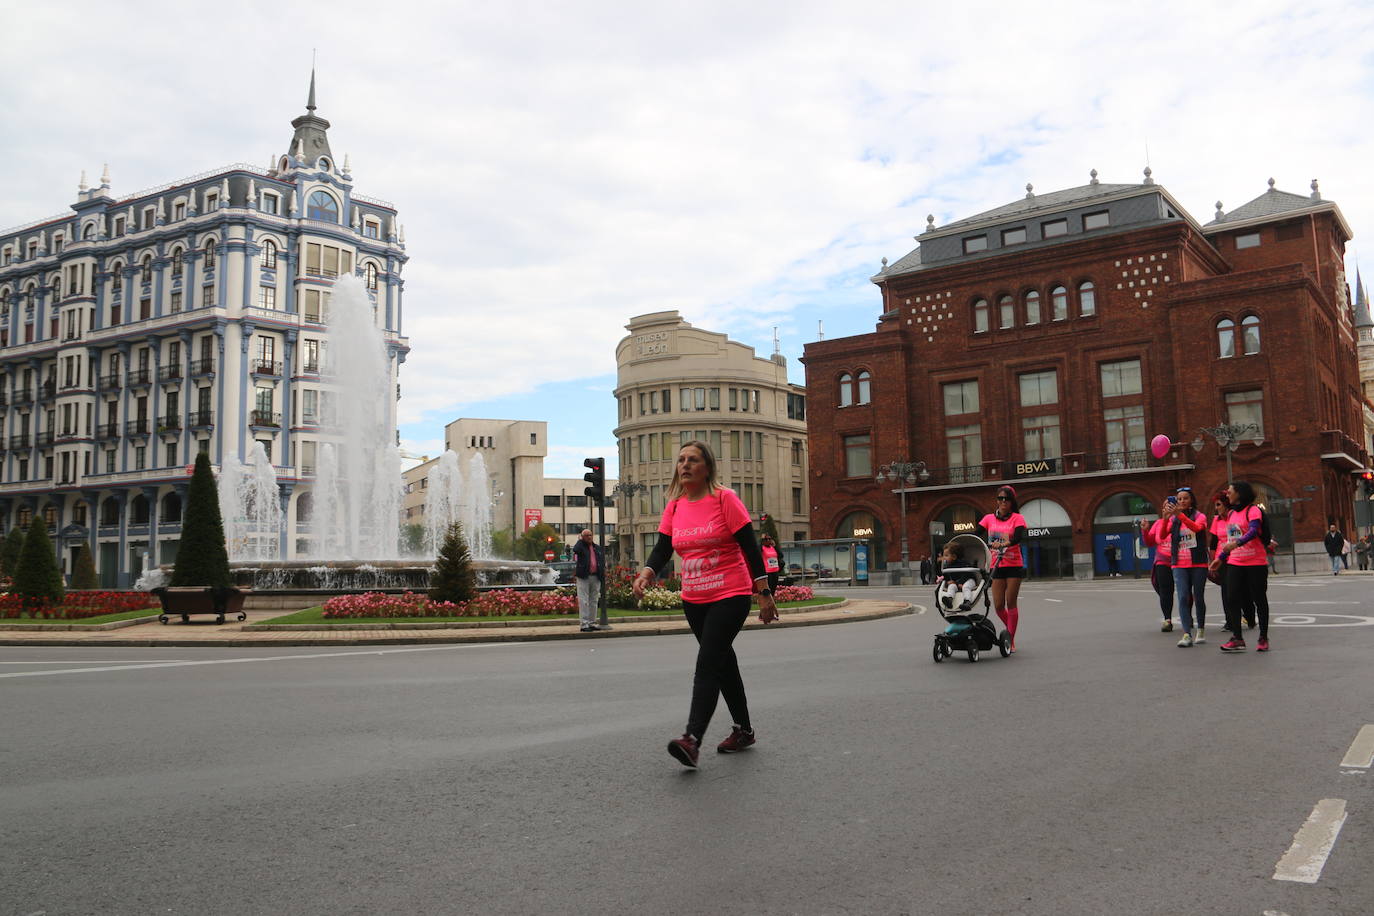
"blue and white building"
0,75,409,585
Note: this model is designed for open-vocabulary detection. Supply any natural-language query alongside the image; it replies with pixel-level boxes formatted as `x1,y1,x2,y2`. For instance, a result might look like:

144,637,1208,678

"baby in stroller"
936,542,979,612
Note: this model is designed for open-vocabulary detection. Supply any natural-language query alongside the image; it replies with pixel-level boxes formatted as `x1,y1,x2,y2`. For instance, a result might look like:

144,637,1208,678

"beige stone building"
540,477,619,555
614,311,809,566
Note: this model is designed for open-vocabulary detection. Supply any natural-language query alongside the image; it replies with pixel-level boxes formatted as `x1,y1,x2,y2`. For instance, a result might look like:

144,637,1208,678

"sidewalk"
0,598,913,647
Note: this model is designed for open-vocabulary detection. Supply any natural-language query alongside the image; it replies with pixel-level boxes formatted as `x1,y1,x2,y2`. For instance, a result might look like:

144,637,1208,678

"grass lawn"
260,596,842,626
0,607,161,626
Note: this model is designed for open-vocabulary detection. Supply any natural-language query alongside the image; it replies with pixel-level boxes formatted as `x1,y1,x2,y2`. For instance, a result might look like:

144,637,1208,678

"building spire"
288,63,333,165
307,65,317,113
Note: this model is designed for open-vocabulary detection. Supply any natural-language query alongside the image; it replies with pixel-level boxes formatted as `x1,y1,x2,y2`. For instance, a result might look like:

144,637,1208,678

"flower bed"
0,590,162,620
322,589,579,619
773,585,813,603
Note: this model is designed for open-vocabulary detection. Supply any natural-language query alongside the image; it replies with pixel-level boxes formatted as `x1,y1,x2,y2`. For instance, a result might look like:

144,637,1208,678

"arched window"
82,223,95,240
307,190,339,222
160,492,182,524
141,255,153,283
130,495,150,525
43,505,59,529
100,497,120,526
1078,281,1096,316
1050,285,1068,321
838,373,854,407
972,298,989,333
364,262,378,291
1024,290,1041,325
203,240,216,270
262,240,278,270
297,492,313,523
17,507,33,528
318,157,331,171
856,370,871,405
50,276,62,301
1241,315,1260,355
1217,318,1236,358
170,247,184,277
998,295,1015,329
111,263,124,294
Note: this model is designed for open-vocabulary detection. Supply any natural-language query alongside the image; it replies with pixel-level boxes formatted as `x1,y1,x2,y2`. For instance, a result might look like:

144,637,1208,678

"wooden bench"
153,586,249,625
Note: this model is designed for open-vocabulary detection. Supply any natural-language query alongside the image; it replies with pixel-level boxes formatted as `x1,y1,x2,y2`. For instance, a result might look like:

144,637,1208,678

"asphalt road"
3,574,1372,915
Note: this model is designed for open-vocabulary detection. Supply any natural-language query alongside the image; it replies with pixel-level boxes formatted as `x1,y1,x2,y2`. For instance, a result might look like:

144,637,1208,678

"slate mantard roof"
1203,178,1352,238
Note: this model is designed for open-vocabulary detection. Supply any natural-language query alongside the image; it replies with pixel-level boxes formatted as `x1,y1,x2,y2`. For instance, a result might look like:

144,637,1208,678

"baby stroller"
932,534,1011,663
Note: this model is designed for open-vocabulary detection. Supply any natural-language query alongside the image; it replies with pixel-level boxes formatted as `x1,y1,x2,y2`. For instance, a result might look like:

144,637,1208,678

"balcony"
249,410,281,428
99,373,121,390
158,363,184,383
300,464,316,477
1085,449,1150,473
251,359,283,377
12,386,32,405
126,368,152,388
157,416,182,436
299,412,320,428
304,267,340,279
35,430,54,448
39,379,55,399
125,418,150,437
0,392,7,407
1320,429,1368,470
189,409,214,428
8,434,29,449
188,358,215,377
96,421,120,440
299,361,321,376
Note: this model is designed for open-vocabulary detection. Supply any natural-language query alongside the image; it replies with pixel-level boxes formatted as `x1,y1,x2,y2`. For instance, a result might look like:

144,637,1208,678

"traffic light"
584,457,605,502
1362,471,1373,498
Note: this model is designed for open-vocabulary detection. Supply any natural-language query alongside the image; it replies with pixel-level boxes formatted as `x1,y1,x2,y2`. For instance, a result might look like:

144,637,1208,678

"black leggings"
683,594,752,740
1224,564,1269,638
1150,564,1174,618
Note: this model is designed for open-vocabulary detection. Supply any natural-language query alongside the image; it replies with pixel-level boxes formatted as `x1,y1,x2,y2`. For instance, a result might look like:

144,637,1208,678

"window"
1024,290,1041,325
856,370,871,405
173,201,186,221
303,289,329,322
307,190,339,222
302,388,319,423
843,434,871,478
135,446,146,470
1100,359,1142,397
1042,218,1068,238
305,243,352,278
1002,227,1027,246
141,207,155,231
792,487,803,515
999,295,1015,329
791,439,804,465
140,256,153,283
261,192,280,215
365,262,378,290
787,393,806,420
113,216,125,237
202,285,215,308
302,338,320,373
972,298,989,333
1078,281,1096,316
709,388,720,410
111,263,124,294
945,424,982,476
963,235,988,254
1104,405,1145,461
203,240,216,269
1083,211,1110,230
205,190,219,212
1241,315,1260,355
1225,390,1264,437
165,442,178,467
169,292,182,314
262,240,278,269
1019,370,1058,406
1236,232,1261,250
943,380,979,415
1217,318,1236,358
838,373,853,407
258,286,277,310
1022,415,1061,460
363,218,381,239
170,247,184,277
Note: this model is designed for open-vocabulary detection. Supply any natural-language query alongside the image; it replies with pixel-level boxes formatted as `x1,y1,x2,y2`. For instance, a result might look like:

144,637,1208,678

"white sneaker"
1194,628,1206,645
1177,632,1193,648
1161,619,1173,632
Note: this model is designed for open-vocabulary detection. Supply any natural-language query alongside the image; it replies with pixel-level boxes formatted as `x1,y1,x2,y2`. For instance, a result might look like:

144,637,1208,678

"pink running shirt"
659,487,755,603
1225,505,1267,566
762,545,781,573
979,511,1027,567
1145,518,1172,565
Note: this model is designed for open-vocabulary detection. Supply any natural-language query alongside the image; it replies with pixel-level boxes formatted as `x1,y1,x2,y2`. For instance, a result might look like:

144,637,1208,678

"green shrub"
429,522,477,605
71,544,98,590
13,522,64,611
170,452,231,587
0,527,24,580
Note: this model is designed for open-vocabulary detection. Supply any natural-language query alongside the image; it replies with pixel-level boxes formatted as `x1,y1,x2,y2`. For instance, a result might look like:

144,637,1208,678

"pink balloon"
1150,434,1172,459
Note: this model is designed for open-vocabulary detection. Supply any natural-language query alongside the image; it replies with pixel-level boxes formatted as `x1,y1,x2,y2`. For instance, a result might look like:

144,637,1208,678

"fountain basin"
227,558,557,592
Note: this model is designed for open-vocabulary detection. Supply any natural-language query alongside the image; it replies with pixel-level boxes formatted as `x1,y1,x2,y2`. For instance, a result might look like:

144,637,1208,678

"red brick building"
802,171,1367,579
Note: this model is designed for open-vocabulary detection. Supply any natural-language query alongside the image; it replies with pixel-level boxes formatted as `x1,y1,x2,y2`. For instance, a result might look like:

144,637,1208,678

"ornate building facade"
0,75,408,585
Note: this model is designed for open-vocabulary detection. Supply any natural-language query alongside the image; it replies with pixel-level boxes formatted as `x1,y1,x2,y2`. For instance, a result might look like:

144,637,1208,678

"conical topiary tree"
170,451,231,588
0,527,25,581
72,543,98,590
760,512,781,544
429,522,477,605
14,521,64,613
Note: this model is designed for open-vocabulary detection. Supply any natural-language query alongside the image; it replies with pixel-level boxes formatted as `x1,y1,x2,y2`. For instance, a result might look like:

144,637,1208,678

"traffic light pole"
597,498,609,628
583,457,610,629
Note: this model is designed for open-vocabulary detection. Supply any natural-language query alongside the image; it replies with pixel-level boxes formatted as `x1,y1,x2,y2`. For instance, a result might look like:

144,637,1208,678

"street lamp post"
1191,422,1263,484
611,477,647,566
875,459,929,580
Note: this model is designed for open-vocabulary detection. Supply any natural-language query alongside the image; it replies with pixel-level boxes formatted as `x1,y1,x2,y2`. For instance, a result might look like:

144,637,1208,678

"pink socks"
995,608,1009,628
1007,607,1019,638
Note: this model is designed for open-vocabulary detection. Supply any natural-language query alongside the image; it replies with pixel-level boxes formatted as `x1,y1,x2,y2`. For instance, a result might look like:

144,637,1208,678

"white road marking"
0,643,517,679
0,660,189,664
1339,725,1374,769
1273,798,1347,884
1271,614,1374,628
1044,598,1063,603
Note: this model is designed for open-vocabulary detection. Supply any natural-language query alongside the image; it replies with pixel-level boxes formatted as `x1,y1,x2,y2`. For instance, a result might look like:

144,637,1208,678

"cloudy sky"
2,1,1371,477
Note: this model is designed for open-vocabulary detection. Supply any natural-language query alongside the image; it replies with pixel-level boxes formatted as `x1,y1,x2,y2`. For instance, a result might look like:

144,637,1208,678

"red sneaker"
667,734,700,767
1256,637,1270,652
716,726,756,754
1219,637,1247,653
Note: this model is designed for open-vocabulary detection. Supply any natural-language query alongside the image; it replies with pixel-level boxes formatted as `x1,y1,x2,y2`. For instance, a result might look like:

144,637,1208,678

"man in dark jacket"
572,529,604,631
1324,522,1346,576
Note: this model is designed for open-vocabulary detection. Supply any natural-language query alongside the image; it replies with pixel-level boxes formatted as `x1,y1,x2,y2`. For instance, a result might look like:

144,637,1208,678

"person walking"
978,485,1027,652
760,534,781,593
633,440,778,768
571,528,604,632
1357,535,1371,572
919,554,933,585
1105,544,1121,577
1214,480,1272,652
1169,487,1210,647
1208,491,1252,631
1323,522,1346,576
1140,497,1175,631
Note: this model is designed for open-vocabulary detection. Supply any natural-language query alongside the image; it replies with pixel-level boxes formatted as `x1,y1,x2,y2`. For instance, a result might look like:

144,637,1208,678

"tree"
0,527,25,580
488,527,516,560
71,543,98,590
171,452,231,587
759,512,781,544
515,522,560,561
400,523,425,557
429,522,477,605
13,521,64,611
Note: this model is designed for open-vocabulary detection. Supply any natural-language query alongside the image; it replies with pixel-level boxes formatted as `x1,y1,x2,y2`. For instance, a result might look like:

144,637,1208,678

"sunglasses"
1177,487,1193,493
996,495,1012,501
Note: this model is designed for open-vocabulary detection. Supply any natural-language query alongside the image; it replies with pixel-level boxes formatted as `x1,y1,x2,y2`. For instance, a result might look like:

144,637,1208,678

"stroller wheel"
933,636,948,663
998,630,1011,658
967,642,979,663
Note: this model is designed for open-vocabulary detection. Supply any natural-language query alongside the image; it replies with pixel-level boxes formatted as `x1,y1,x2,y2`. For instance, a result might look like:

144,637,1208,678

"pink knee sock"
995,608,1009,628
1007,607,1019,638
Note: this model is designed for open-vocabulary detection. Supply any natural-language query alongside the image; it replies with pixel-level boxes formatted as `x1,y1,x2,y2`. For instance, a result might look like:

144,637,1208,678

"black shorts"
991,566,1026,580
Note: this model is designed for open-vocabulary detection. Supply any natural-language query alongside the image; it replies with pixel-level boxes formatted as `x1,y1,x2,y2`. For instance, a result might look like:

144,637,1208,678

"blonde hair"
665,439,719,502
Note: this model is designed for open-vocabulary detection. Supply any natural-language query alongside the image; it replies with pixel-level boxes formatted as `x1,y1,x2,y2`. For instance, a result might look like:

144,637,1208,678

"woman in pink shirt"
633,440,778,768
1169,486,1210,647
1212,480,1271,652
1140,496,1175,631
978,485,1027,652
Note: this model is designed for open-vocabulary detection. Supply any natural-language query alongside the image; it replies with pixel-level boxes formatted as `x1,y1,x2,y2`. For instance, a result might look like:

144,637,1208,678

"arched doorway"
1092,491,1157,576
1021,498,1074,578
831,509,882,579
